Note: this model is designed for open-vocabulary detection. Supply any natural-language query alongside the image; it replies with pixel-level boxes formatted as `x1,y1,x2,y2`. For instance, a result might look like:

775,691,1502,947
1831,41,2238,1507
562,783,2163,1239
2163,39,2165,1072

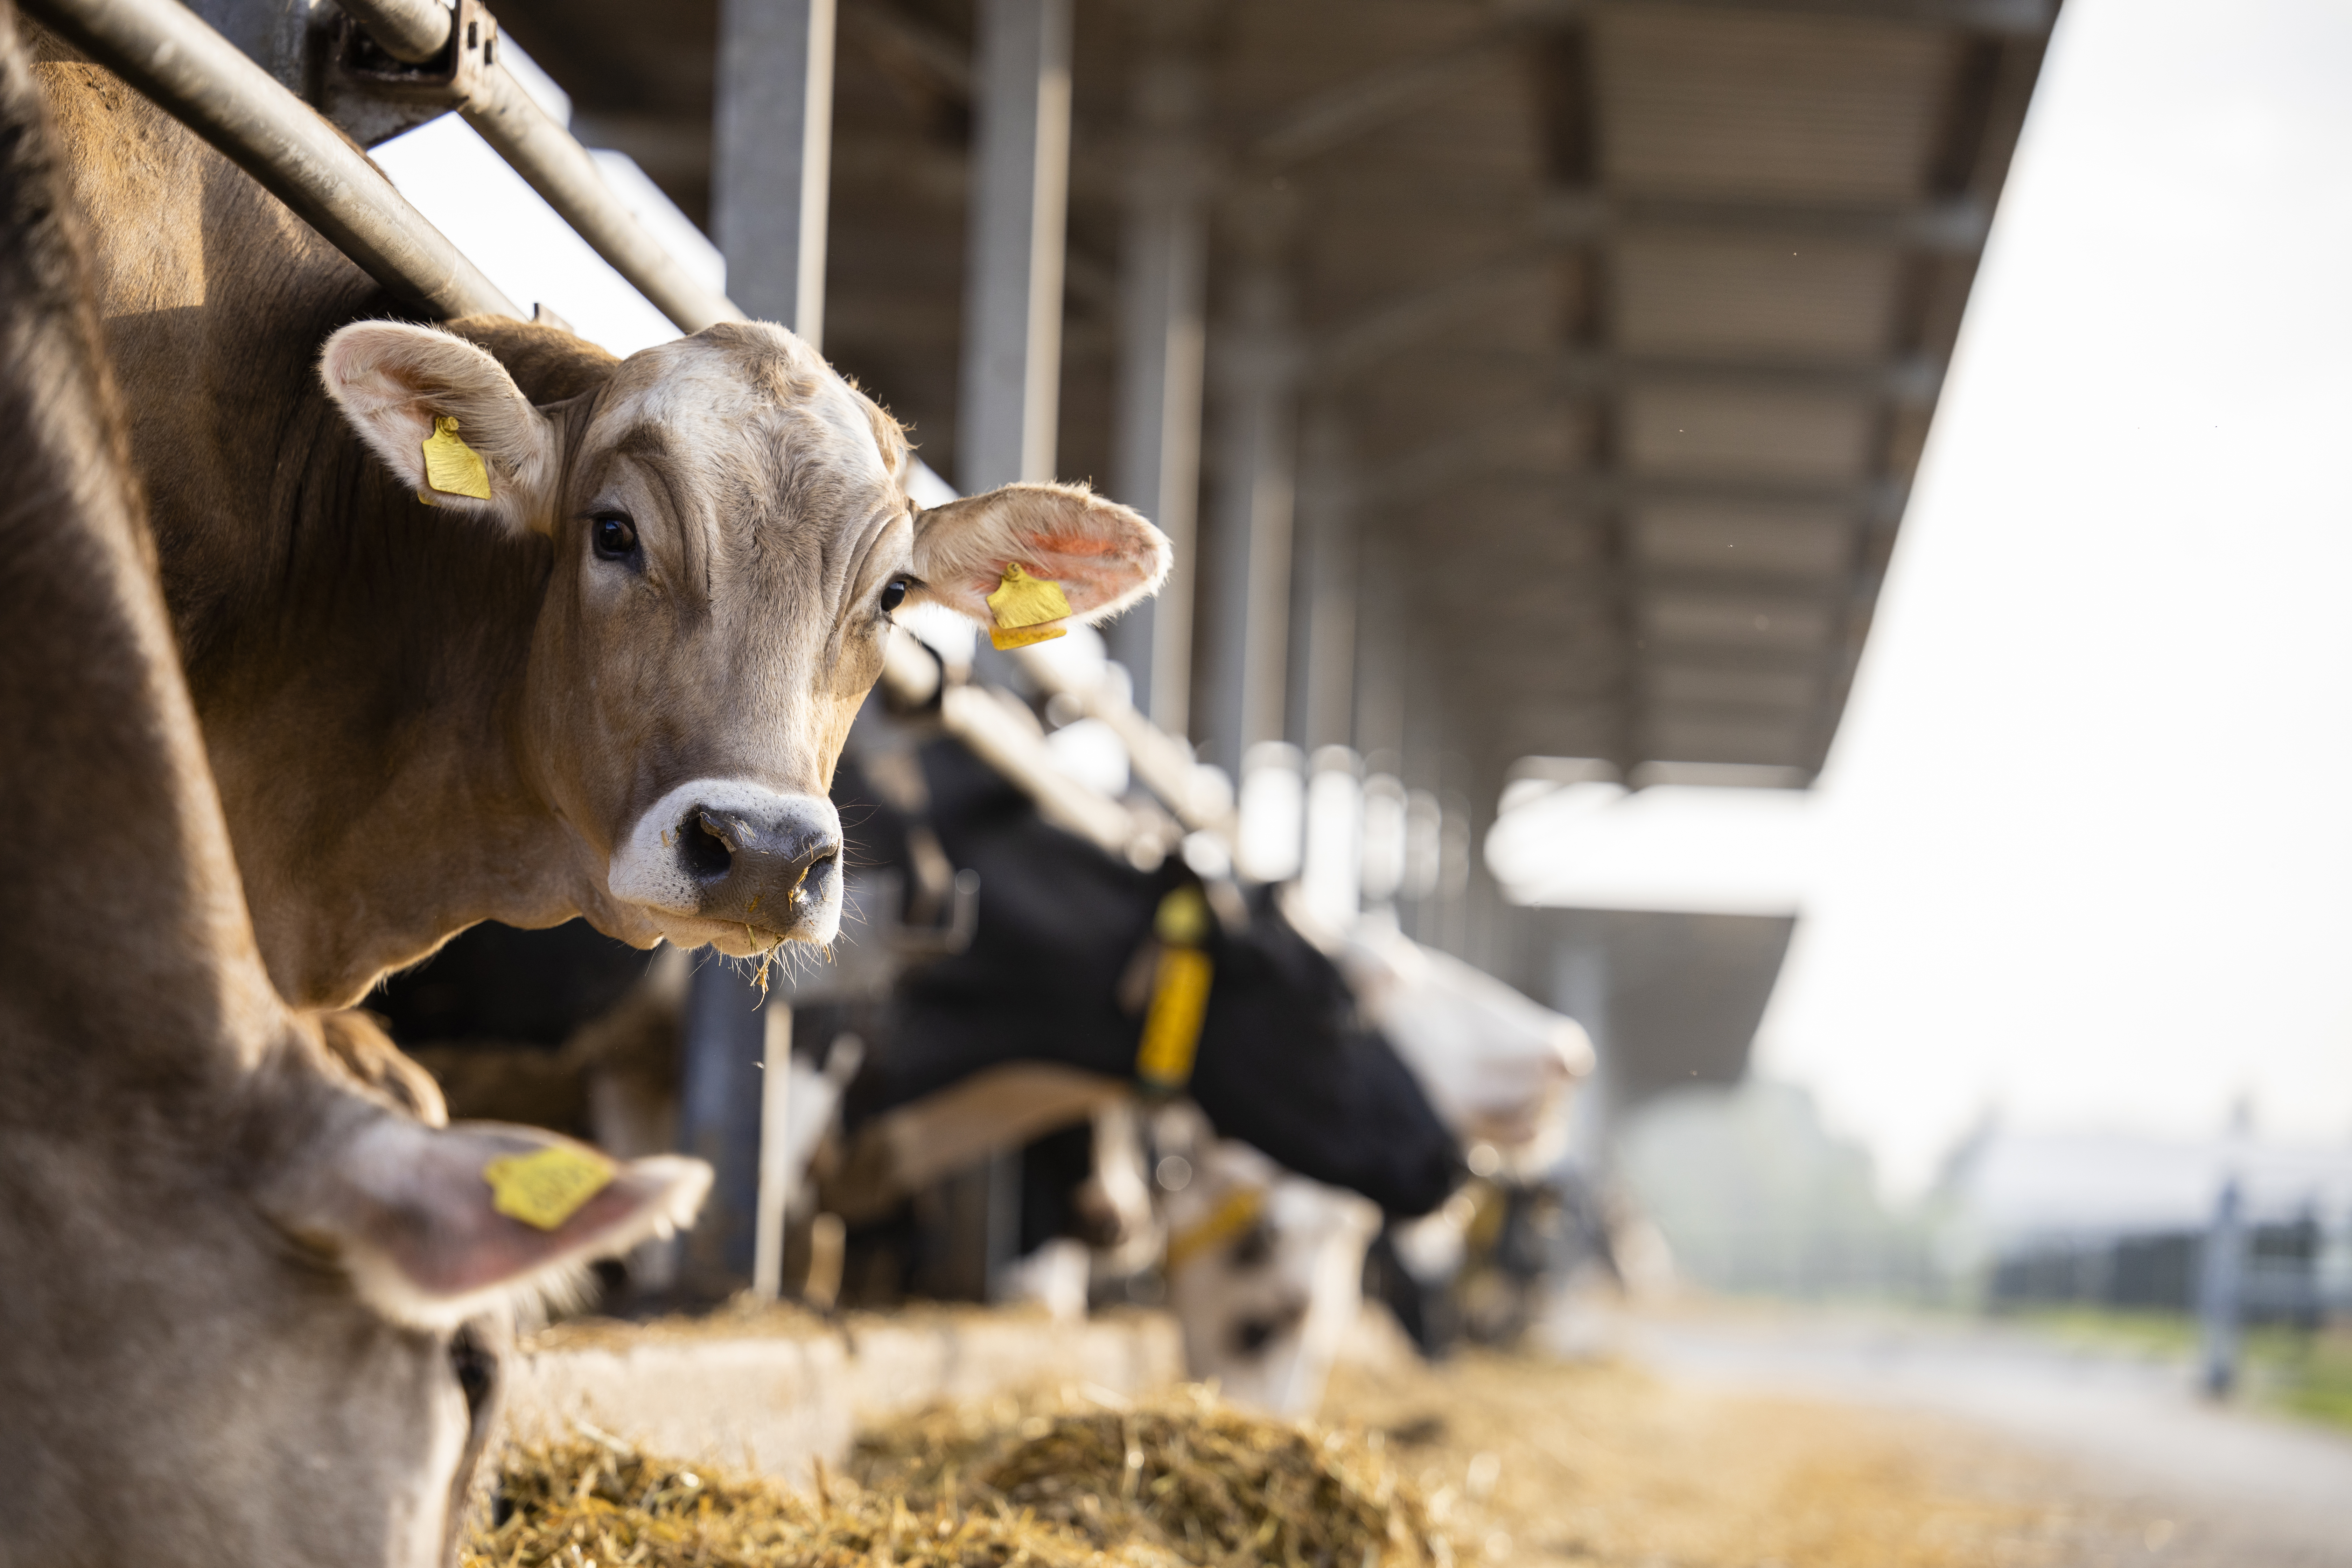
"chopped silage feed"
464,1388,1442,1568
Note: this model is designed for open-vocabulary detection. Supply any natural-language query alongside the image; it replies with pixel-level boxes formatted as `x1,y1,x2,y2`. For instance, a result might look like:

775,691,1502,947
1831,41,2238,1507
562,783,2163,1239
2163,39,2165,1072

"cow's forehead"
589,325,899,506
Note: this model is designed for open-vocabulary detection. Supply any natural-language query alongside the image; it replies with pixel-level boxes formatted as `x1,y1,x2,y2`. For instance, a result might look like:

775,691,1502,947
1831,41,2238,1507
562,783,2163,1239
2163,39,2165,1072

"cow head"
319,321,1168,957
23,1040,715,1568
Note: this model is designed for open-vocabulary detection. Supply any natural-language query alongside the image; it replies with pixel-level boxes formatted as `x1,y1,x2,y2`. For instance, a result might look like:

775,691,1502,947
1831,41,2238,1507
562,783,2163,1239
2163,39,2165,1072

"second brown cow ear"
318,321,562,534
260,1108,712,1331
905,481,1170,637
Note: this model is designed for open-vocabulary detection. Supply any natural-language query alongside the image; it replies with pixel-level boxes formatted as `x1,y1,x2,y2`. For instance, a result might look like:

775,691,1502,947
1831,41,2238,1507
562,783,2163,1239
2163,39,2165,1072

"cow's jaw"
606,778,845,954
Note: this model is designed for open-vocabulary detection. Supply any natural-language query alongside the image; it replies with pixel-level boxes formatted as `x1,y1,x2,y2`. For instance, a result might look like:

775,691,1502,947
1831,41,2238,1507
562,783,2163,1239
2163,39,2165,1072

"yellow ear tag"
482,1144,615,1231
985,562,1072,651
421,414,492,501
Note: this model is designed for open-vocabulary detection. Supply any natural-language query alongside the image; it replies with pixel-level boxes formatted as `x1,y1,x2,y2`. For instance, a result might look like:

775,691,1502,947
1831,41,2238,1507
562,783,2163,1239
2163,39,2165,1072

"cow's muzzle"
608,781,844,950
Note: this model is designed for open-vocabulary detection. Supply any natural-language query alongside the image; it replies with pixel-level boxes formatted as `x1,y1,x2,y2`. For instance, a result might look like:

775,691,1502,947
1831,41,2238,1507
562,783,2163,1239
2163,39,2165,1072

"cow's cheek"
522,554,660,859
817,634,889,786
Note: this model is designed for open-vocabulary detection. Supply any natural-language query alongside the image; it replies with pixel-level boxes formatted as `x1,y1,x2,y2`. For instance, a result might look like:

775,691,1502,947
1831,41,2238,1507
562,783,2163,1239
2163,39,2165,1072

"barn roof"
496,0,2048,796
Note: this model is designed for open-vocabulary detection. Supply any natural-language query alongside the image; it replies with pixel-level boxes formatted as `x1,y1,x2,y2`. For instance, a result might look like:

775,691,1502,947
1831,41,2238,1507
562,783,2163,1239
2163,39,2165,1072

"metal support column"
1202,226,1301,775
676,961,767,1296
715,0,837,342
1294,407,1358,755
958,0,1073,491
1105,41,1207,733
1353,532,1406,766
750,1003,796,1300
2199,1174,2247,1398
678,0,841,1301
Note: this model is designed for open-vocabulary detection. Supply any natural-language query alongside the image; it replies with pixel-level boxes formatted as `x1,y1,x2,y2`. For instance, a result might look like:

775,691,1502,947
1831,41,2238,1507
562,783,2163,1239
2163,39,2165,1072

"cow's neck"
0,47,289,1123
44,67,607,1010
183,419,576,1011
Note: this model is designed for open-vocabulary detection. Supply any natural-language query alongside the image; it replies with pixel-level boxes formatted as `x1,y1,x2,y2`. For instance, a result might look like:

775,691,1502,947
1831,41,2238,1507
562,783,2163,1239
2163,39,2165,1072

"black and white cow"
372,723,1462,1312
825,733,1462,1225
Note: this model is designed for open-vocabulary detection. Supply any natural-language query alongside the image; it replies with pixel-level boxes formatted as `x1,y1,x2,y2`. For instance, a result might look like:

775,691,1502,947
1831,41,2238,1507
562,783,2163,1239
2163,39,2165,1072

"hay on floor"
465,1388,1441,1568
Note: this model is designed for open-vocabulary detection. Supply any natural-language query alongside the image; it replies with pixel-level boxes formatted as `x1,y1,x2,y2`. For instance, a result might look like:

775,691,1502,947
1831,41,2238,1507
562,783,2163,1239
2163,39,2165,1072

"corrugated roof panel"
1623,387,1878,481
1610,237,1903,358
1649,665,1820,709
1594,5,1957,202
1647,592,1836,651
1634,503,1855,578
1645,713,1813,767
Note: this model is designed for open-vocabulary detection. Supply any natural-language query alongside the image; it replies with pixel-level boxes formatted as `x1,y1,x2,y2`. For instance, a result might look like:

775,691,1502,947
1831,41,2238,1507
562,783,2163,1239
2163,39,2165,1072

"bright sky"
1499,0,2352,1194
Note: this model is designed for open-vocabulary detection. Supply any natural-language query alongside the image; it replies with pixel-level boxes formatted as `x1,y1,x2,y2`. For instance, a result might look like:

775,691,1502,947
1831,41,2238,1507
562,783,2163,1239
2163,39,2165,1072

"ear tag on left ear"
482,1144,614,1231
986,562,1072,651
421,414,492,501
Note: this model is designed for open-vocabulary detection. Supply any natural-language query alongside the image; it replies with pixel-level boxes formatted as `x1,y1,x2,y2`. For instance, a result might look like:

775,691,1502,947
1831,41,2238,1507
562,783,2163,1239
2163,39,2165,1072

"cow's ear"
319,322,562,533
906,481,1170,635
262,1112,711,1330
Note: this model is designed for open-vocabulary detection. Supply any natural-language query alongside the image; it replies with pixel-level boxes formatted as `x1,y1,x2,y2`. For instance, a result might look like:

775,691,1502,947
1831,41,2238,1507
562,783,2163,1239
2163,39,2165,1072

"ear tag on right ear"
986,562,1072,651
421,414,492,501
482,1144,614,1231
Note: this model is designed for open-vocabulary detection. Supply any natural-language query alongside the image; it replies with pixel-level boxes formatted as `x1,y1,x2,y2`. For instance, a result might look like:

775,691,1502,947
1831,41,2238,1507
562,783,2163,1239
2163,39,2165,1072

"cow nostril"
680,812,734,881
1231,1315,1281,1357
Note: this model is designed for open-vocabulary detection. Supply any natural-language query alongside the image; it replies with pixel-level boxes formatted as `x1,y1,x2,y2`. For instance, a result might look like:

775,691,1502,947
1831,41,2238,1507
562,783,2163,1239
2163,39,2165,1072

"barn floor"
478,1301,2348,1567
1317,1324,2289,1568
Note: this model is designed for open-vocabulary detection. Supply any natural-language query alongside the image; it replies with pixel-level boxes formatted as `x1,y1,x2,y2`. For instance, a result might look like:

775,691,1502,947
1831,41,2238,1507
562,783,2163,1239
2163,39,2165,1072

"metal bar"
1202,247,1301,778
460,57,741,331
333,0,744,334
715,0,835,343
24,0,518,320
1106,44,1207,736
334,0,446,62
878,630,1139,856
959,0,1072,491
1009,643,1236,840
750,1002,795,1301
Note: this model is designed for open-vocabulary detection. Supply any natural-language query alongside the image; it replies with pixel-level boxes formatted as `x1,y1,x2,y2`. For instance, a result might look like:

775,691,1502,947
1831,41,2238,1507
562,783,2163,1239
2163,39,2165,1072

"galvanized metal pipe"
879,630,1140,859
335,0,744,334
23,0,518,320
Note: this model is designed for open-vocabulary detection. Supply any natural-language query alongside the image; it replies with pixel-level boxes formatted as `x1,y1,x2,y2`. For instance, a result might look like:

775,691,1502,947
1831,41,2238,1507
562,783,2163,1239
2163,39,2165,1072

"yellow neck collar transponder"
1134,885,1213,1094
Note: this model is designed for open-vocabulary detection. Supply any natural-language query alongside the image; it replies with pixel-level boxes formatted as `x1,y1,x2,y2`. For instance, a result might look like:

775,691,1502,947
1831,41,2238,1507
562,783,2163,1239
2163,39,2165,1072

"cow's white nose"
609,780,842,944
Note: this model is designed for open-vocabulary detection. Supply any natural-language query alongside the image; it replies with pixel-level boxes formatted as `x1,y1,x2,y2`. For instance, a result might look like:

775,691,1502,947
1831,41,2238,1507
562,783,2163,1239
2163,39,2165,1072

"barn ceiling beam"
842,0,973,102
1247,33,1513,169
1317,196,1984,376
1370,433,1909,516
1504,0,2054,35
1533,190,1993,254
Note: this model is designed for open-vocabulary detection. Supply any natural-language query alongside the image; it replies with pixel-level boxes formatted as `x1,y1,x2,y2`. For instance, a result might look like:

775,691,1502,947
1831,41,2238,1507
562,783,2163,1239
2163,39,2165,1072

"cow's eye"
879,578,909,614
591,513,638,560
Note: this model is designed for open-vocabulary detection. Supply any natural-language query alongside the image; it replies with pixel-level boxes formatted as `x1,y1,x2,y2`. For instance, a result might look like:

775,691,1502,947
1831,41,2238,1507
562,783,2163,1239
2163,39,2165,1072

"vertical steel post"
750,1002,796,1301
2199,1175,2247,1398
1106,44,1207,733
676,961,766,1295
714,0,836,343
958,0,1072,492
1295,407,1358,755
1202,251,1300,776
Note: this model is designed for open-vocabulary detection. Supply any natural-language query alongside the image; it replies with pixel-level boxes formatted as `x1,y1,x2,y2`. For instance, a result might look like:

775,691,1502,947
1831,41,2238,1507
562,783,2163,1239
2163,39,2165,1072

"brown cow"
0,15,711,1561
31,45,1168,1010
